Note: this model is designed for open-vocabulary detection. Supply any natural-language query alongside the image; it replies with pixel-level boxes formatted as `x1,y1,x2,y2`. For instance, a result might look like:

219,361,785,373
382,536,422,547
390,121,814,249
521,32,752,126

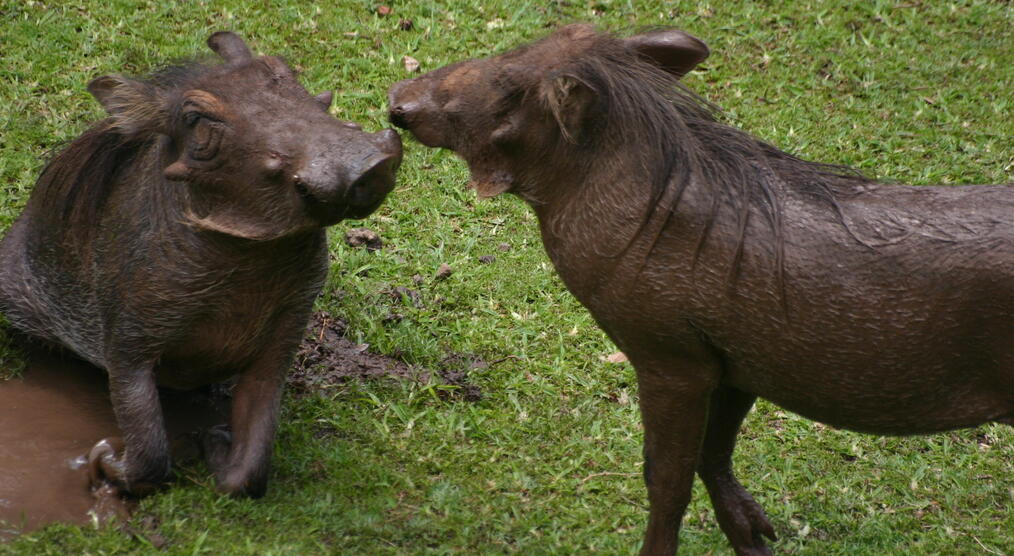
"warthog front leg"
698,385,776,556
204,368,285,497
203,313,305,498
88,359,171,495
634,355,717,555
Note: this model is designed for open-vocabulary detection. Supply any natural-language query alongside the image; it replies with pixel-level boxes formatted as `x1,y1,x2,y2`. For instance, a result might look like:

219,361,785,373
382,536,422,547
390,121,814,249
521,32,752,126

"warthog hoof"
87,437,126,491
708,477,776,555
199,424,232,472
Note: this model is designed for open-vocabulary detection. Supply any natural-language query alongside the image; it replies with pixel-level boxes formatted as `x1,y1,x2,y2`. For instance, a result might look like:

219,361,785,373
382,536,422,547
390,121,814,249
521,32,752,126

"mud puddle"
1,310,485,539
0,347,228,539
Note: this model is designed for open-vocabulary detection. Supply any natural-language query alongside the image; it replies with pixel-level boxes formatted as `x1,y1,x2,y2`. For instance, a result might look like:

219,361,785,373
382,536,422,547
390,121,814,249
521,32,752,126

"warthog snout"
386,79,416,128
387,77,449,149
294,128,402,223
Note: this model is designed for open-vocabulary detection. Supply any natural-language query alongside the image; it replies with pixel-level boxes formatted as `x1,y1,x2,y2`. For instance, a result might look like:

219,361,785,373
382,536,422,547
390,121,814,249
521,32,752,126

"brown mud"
290,312,420,392
0,312,483,539
0,347,228,539
291,312,484,401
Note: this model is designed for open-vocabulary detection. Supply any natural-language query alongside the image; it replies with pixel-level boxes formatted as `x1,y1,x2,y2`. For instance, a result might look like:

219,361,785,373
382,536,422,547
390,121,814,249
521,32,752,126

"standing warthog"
0,32,402,498
388,24,1012,555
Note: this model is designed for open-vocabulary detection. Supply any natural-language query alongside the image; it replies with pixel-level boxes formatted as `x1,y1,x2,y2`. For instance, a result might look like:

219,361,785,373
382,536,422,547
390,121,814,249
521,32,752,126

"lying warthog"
0,32,402,497
389,24,1012,555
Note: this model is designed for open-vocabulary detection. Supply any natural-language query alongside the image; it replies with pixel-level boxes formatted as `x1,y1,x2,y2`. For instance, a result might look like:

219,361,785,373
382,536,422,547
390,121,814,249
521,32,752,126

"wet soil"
0,348,228,539
0,312,483,538
290,312,484,401
290,312,419,391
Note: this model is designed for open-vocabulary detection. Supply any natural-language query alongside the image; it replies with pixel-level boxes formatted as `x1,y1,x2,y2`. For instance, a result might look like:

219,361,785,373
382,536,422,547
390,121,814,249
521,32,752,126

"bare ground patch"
289,311,484,401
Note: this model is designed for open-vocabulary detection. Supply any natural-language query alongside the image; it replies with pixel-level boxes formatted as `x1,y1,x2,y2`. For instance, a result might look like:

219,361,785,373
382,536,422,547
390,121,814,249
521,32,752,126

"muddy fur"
389,24,1012,555
0,31,402,498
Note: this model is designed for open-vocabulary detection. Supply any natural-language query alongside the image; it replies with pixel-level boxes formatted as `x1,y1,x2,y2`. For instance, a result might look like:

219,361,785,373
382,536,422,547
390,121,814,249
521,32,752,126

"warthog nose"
387,79,411,125
342,148,401,220
349,132,402,201
349,153,398,202
295,131,399,199
387,79,419,130
388,103,415,130
293,128,402,224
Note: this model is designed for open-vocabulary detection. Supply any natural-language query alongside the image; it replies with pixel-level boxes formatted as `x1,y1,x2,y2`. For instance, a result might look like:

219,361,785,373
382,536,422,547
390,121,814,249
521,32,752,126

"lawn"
1,0,1011,554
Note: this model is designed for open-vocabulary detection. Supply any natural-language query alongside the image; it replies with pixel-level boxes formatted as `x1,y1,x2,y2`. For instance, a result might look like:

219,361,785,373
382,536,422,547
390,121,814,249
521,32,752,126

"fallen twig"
581,471,641,483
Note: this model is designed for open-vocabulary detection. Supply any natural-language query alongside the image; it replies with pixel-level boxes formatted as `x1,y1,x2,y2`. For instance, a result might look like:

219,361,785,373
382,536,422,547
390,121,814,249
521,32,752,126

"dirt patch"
434,263,454,280
289,312,485,402
435,353,488,402
120,514,169,550
289,312,422,394
386,285,424,308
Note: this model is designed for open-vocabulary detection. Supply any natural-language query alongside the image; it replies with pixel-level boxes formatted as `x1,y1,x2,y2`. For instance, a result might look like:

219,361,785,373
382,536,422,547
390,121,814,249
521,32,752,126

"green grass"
1,0,1012,554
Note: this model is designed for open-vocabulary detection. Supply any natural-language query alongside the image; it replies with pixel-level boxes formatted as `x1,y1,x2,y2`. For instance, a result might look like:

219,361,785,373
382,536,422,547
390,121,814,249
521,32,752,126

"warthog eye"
186,115,223,161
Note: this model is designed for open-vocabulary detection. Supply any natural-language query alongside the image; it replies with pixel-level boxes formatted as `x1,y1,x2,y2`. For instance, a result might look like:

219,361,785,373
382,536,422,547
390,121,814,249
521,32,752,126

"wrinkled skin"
0,32,402,498
389,24,1012,555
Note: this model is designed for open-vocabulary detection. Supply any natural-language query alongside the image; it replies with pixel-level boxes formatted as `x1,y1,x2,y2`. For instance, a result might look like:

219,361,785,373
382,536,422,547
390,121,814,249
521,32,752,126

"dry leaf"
403,55,420,73
603,352,628,363
376,5,392,16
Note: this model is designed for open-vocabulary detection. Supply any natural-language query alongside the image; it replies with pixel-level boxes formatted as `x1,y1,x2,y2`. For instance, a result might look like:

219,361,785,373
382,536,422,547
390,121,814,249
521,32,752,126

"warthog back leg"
698,385,776,555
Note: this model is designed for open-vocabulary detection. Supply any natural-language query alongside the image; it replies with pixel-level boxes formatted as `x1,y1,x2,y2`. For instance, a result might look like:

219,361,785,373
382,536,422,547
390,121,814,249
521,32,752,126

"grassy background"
1,0,1012,554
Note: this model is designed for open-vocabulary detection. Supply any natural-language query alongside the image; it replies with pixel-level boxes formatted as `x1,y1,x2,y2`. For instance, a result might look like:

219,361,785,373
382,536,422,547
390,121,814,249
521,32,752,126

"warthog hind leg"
698,385,776,555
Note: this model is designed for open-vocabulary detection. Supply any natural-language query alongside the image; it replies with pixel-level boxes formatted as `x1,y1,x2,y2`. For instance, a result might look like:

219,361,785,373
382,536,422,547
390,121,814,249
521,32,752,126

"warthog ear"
543,74,596,144
623,29,709,78
88,75,166,135
207,31,253,64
